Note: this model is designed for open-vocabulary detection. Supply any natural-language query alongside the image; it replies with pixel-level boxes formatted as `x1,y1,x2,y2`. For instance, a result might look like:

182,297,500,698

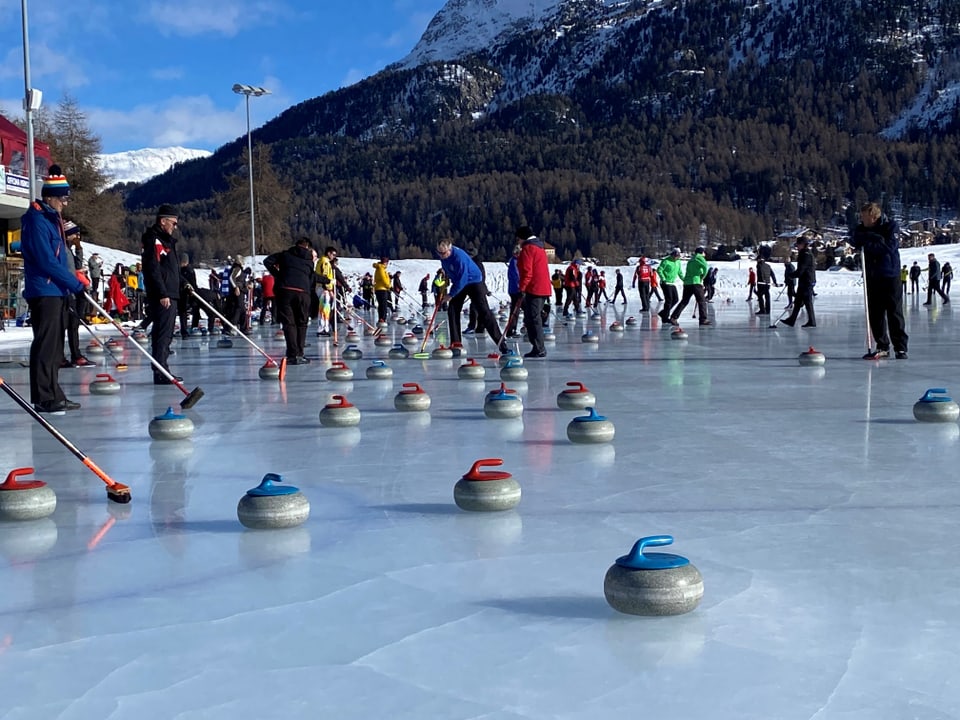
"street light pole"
232,83,271,261
21,0,38,199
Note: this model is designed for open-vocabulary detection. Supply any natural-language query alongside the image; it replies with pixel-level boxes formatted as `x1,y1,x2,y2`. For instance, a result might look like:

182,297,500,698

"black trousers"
659,283,679,320
505,292,522,335
149,299,177,380
276,288,310,359
867,275,908,352
374,289,391,322
447,282,502,346
28,295,69,405
670,284,708,324
785,284,816,326
522,295,547,354
756,283,771,314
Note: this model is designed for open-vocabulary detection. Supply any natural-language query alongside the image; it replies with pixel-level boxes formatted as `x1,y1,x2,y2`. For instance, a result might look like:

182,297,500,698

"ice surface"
2,288,960,719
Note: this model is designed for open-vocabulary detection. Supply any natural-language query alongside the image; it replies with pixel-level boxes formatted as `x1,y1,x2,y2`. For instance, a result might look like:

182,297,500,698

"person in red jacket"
515,226,552,358
259,271,276,325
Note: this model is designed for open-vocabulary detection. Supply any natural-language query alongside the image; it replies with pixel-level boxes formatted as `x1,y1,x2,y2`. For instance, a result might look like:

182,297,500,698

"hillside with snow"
97,147,212,187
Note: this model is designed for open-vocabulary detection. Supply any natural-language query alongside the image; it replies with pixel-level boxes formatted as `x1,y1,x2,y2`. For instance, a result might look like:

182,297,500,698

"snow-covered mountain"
97,147,212,187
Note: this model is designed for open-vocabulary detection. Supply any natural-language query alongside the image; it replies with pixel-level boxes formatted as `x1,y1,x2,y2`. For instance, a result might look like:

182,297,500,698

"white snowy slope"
400,0,572,68
96,147,212,186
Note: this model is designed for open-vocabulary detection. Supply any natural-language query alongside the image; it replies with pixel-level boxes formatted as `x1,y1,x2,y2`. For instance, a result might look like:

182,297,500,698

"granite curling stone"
401,333,420,347
454,458,521,512
483,386,524,419
365,360,393,380
342,344,363,360
458,358,486,380
237,473,310,530
388,344,410,360
412,324,424,335
556,381,596,411
374,334,393,347
671,326,688,340
625,316,638,328
274,329,286,339
497,350,523,369
148,407,195,441
798,346,826,366
85,341,105,355
319,394,361,427
377,320,389,330
610,321,624,332
0,468,57,521
394,382,431,412
567,407,615,444
603,535,703,616
258,360,281,380
581,330,600,344
90,373,122,395
499,358,528,382
325,361,354,381
432,345,454,360
216,337,234,349
345,331,361,344
913,388,960,423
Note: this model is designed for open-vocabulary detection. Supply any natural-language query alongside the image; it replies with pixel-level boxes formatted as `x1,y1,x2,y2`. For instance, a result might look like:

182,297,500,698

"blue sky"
0,0,446,153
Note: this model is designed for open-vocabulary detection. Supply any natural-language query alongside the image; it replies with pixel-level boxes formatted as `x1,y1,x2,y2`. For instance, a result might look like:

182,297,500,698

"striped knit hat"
41,165,70,198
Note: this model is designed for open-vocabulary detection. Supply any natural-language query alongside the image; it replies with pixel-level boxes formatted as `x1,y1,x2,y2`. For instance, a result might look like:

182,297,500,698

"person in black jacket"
851,201,908,359
779,237,816,328
141,204,181,384
263,237,316,364
178,253,198,338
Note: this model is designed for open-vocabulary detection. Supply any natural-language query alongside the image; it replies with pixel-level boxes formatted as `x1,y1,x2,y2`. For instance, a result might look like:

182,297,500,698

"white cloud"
145,0,289,37
151,66,185,81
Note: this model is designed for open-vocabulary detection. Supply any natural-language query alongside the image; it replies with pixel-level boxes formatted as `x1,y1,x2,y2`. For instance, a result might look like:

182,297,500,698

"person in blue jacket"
20,165,87,414
436,239,506,350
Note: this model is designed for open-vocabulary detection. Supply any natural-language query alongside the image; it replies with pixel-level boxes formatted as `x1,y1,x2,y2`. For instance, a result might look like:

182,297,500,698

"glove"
183,283,194,293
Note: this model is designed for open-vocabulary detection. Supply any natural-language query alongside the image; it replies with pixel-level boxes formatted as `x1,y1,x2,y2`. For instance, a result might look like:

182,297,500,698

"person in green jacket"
656,248,683,323
668,246,711,326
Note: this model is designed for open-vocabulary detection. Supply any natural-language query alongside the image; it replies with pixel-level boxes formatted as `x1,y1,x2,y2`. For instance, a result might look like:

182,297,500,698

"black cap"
157,204,178,219
695,246,705,254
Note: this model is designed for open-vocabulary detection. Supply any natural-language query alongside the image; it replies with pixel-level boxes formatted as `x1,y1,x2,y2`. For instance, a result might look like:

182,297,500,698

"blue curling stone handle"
919,388,953,403
572,407,608,423
154,406,185,420
246,473,300,497
615,535,690,570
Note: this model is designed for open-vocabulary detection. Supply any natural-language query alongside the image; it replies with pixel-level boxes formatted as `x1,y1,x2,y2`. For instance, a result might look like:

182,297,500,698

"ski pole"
85,293,204,409
0,377,131,503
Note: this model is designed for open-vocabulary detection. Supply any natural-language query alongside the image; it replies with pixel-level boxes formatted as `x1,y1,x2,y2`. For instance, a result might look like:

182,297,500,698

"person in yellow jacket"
315,246,336,336
372,255,392,323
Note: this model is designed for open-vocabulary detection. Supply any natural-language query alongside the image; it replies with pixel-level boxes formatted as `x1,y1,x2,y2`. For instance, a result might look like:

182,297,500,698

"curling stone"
363,327,377,336
610,321,624,332
90,373,122,395
237,473,310,530
216,337,234,349
365,360,393,380
500,358,528,382
556,381,596,410
483,387,524,419
432,345,454,360
345,331,361,344
582,330,600,343
543,329,556,342
85,341,105,355
258,360,281,379
133,330,149,344
575,309,586,317
671,327,688,340
454,458,521,512
148,407,195,441
567,407,615,443
342,344,363,360
497,350,523,369
0,468,57,521
798,346,825,366
377,320,389,330
319,394,361,427
394,382,431,412
106,337,123,348
396,316,407,325
388,344,410,360
412,324,424,335
325,361,354,381
913,388,960,423
625,316,638,328
591,310,602,320
603,535,703,616
401,333,420,347
374,334,393,347
458,358,486,380
274,329,285,339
